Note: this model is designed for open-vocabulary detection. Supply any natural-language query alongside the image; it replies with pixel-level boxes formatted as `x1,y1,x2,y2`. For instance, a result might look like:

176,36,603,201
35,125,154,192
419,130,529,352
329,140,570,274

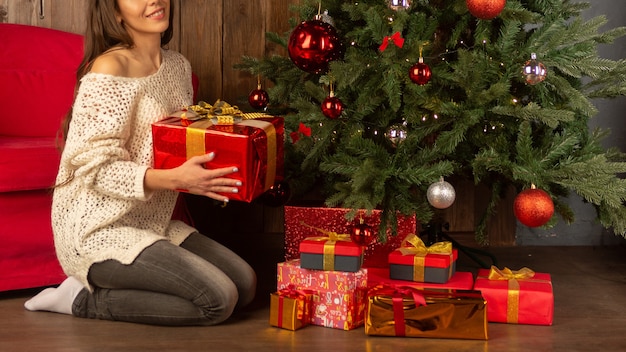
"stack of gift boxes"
148,104,554,338
271,206,555,339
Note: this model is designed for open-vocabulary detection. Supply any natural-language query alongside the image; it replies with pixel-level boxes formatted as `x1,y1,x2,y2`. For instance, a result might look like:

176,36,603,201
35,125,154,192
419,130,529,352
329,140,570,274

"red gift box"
152,109,284,203
388,234,457,284
277,259,368,330
368,268,474,290
299,230,364,272
284,206,417,268
473,266,554,325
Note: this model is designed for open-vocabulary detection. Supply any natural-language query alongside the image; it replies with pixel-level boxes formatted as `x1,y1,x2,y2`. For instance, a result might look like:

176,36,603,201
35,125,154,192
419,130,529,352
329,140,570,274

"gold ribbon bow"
301,221,352,270
397,234,453,282
181,100,276,192
184,100,244,125
487,266,535,323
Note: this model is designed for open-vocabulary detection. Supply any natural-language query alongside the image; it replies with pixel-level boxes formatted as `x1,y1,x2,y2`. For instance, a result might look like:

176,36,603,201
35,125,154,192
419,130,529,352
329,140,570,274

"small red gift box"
269,286,313,331
298,226,364,272
152,103,284,203
388,234,457,284
284,206,417,268
277,259,368,330
473,266,554,325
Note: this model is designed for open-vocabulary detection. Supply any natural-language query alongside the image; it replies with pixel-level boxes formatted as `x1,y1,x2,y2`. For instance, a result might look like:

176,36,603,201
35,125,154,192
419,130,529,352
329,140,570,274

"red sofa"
0,24,198,292
0,24,83,291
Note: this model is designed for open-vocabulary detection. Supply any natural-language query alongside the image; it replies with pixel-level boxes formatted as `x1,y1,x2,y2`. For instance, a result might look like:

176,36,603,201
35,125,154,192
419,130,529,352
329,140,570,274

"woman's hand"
145,152,242,202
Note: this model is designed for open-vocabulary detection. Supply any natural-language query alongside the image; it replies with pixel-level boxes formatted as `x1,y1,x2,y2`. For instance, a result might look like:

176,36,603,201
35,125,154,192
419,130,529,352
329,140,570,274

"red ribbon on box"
275,285,314,328
367,285,427,337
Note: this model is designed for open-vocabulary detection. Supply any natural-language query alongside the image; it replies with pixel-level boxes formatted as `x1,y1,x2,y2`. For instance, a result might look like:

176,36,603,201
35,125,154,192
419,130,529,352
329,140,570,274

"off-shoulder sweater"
52,49,196,290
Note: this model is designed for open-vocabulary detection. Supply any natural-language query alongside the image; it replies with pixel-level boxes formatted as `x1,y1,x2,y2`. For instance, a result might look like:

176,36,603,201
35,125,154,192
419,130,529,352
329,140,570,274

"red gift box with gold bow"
473,266,554,325
298,222,364,272
388,234,458,283
269,285,313,331
152,100,284,203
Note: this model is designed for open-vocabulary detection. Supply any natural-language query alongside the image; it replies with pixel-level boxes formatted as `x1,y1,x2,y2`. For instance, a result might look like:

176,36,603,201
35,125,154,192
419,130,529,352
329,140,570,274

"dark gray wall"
516,0,626,245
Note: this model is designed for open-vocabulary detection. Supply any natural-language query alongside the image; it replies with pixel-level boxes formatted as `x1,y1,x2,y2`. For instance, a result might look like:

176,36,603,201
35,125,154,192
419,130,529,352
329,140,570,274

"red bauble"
513,187,554,227
248,88,269,110
288,19,344,74
321,95,344,119
466,0,506,20
409,61,432,85
350,219,375,246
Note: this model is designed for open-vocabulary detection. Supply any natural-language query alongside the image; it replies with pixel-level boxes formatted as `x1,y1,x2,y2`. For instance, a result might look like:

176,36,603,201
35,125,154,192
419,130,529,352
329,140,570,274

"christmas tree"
237,0,626,244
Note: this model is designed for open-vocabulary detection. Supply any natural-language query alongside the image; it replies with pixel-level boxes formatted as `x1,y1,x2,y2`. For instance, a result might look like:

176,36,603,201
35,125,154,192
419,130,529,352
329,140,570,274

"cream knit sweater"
52,49,196,290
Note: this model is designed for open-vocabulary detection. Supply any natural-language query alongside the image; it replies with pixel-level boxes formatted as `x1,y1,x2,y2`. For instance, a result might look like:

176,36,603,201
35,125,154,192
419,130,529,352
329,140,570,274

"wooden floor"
1,233,625,351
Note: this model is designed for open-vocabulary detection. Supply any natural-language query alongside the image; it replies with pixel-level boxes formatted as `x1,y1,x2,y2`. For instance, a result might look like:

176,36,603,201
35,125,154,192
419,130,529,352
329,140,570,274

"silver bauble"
427,177,456,209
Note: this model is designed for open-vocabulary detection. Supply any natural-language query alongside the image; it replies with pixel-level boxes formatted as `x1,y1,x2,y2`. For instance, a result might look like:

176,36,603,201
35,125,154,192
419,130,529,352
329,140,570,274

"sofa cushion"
0,136,60,192
0,24,83,137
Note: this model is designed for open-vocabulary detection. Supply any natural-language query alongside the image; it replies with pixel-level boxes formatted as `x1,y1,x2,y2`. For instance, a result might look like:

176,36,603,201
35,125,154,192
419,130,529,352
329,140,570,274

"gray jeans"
72,233,257,326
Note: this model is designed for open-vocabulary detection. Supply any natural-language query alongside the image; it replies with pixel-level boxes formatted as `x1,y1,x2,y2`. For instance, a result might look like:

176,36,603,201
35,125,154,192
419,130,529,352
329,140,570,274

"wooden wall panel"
220,0,265,104
0,0,86,32
178,0,223,102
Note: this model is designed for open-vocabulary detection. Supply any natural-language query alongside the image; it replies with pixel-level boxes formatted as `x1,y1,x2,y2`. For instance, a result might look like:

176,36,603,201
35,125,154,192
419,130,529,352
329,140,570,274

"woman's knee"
196,278,239,324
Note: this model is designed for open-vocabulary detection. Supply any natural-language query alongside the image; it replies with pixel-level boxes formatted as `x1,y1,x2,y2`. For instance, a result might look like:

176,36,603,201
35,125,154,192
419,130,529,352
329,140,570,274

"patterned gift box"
365,286,488,340
284,206,417,268
152,101,284,202
388,234,457,284
368,268,474,290
473,266,554,325
276,259,368,330
299,229,364,272
269,286,313,331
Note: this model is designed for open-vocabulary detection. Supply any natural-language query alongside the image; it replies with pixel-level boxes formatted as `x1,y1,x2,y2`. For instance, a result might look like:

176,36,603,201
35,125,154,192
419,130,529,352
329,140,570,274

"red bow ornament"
379,32,405,52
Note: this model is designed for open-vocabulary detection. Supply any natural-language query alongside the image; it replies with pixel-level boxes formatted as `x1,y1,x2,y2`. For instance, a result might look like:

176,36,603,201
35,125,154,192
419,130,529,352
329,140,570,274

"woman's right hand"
145,152,242,202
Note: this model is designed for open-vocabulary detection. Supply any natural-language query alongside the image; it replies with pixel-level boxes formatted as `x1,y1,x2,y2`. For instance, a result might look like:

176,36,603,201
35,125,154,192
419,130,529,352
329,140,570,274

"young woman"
24,0,257,326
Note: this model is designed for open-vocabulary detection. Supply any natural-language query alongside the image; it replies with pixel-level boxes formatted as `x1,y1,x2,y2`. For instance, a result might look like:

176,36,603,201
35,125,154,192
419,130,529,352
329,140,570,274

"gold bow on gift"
487,266,535,281
301,221,352,271
397,234,452,256
183,100,242,125
486,265,535,324
397,234,453,282
180,100,276,193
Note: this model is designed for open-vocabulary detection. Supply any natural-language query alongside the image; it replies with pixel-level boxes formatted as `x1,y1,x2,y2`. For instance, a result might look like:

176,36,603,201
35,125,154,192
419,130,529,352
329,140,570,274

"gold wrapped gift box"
269,291,312,331
365,288,488,340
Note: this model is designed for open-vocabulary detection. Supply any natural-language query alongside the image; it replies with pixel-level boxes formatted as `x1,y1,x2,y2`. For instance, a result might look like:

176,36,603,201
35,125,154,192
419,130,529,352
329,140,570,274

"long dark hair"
57,0,175,148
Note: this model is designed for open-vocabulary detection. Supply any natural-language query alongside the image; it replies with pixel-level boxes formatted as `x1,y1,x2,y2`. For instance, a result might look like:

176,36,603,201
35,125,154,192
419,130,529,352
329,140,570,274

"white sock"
24,276,84,315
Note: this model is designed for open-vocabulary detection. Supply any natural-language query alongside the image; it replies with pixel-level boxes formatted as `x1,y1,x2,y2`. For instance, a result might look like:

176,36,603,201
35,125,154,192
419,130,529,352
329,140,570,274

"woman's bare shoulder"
89,49,131,77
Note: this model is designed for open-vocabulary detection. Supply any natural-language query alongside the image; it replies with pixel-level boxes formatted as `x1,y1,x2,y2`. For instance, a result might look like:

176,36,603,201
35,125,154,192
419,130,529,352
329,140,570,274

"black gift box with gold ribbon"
388,234,457,283
298,223,364,272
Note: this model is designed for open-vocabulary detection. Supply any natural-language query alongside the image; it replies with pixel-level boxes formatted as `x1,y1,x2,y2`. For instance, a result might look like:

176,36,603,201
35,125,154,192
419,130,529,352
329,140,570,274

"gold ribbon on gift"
182,100,276,191
397,234,453,282
487,266,535,324
301,221,352,271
